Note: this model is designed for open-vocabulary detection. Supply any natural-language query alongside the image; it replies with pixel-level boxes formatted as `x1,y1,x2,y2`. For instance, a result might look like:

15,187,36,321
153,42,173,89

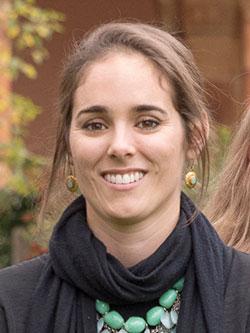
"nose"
107,126,136,159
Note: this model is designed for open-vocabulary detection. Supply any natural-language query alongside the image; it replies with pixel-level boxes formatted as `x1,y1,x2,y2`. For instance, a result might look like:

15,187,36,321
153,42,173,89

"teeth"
104,172,145,185
116,175,123,184
122,174,131,184
134,172,139,182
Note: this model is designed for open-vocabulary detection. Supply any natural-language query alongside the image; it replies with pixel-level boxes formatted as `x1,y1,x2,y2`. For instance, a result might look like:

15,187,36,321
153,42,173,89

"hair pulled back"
44,22,210,214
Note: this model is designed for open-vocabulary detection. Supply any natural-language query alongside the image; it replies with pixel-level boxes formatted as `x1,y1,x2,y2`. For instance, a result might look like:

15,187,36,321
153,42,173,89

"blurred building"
3,0,250,156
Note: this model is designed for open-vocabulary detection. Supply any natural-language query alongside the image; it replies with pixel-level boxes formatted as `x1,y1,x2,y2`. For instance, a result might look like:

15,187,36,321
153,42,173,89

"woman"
206,109,250,253
0,22,249,333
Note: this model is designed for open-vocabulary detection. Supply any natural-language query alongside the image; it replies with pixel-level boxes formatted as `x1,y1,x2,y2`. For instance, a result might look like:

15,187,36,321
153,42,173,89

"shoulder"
0,254,48,333
229,249,250,280
224,247,250,299
0,254,48,295
225,248,250,294
224,249,250,331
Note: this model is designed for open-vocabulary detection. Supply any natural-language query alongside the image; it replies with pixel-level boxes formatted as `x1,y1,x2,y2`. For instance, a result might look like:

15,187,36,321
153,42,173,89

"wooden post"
0,0,12,186
239,0,250,101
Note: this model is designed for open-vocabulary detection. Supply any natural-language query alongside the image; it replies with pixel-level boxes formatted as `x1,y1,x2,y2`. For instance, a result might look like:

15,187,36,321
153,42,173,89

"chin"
105,205,144,224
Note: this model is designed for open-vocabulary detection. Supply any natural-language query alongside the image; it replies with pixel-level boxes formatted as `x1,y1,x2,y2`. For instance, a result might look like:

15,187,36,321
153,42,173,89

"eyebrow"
75,104,167,119
76,105,107,119
134,104,167,114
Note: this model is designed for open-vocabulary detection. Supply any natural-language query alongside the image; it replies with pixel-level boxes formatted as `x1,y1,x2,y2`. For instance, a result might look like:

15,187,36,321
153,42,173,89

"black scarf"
27,193,232,332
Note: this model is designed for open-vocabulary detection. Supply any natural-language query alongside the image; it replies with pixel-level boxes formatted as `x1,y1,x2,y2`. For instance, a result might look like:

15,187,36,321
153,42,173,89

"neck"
86,195,181,267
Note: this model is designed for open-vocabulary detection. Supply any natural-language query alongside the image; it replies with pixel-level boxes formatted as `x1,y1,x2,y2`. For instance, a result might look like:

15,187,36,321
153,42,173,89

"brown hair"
205,110,250,252
41,22,210,217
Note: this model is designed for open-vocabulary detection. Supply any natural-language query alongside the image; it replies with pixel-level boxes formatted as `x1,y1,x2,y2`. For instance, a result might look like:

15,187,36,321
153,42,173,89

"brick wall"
159,0,248,125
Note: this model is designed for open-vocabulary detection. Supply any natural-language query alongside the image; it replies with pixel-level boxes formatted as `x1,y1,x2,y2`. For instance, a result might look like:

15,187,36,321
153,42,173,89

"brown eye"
137,119,160,129
83,122,107,131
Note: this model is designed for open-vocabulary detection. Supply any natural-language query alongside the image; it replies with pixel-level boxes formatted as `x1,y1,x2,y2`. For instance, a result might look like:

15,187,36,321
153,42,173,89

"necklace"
96,277,184,333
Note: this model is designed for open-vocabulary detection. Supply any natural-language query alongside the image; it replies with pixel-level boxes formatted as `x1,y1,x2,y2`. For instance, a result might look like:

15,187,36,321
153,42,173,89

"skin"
69,52,193,267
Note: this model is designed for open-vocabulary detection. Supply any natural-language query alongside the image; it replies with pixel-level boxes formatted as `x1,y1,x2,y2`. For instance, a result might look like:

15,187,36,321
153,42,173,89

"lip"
101,168,148,176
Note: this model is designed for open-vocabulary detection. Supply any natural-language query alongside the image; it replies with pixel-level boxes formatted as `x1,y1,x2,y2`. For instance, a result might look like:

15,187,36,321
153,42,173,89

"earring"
185,168,198,189
66,175,78,192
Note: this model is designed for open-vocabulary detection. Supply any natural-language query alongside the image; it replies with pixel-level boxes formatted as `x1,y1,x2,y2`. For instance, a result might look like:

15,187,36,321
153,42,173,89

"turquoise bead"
191,176,197,184
124,316,146,333
96,299,110,315
173,277,185,292
146,306,164,326
104,310,124,329
159,289,177,309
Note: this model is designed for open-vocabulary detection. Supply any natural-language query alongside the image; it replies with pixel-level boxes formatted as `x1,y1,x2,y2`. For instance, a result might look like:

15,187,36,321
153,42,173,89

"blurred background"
0,0,249,267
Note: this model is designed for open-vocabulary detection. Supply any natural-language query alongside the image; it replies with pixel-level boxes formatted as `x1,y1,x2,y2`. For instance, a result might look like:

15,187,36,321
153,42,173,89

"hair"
205,109,250,252
40,22,211,219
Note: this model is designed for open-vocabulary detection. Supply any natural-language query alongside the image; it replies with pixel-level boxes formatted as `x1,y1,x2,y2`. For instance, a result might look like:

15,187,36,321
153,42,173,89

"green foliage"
0,0,65,194
0,0,65,267
1,0,65,80
0,93,45,195
0,190,37,267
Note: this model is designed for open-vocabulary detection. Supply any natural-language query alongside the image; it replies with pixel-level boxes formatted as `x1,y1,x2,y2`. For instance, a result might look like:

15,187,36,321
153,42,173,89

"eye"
136,118,160,130
82,122,107,131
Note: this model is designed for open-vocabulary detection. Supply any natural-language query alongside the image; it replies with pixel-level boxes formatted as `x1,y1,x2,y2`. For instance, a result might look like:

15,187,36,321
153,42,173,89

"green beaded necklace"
96,277,184,333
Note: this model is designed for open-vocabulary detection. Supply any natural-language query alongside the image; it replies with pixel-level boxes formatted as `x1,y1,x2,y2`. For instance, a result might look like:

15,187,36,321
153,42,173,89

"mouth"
101,170,147,185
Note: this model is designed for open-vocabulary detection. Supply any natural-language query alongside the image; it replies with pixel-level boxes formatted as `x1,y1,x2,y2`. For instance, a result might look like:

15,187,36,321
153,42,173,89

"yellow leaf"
22,33,35,47
11,112,21,125
8,11,18,21
0,49,11,66
16,4,30,16
7,26,21,39
22,64,37,79
36,26,50,38
0,99,8,113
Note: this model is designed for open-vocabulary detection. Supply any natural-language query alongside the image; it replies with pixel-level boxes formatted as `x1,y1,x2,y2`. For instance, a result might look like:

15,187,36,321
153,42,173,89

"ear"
186,112,209,161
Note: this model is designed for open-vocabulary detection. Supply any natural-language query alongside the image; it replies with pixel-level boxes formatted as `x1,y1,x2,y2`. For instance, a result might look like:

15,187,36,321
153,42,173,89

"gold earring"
66,175,78,192
185,169,198,189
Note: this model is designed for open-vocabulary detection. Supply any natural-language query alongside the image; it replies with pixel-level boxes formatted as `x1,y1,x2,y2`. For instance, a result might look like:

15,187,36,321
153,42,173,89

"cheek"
69,133,106,173
146,131,184,160
148,133,185,177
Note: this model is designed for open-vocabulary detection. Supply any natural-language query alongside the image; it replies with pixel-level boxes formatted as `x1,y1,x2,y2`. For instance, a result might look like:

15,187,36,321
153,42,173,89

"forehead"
78,50,159,82
74,51,174,106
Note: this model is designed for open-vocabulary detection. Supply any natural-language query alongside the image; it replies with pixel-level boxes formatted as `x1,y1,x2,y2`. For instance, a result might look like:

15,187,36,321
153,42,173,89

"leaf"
21,63,37,79
31,48,47,64
11,94,41,126
7,25,21,39
36,25,51,38
22,32,36,47
0,49,11,67
0,99,9,113
0,0,65,268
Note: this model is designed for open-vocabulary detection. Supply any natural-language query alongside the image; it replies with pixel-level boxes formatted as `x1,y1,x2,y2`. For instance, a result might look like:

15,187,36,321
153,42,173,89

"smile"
103,172,146,185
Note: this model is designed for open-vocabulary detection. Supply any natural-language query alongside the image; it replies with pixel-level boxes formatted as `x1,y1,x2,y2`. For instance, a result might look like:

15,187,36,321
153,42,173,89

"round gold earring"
185,169,198,189
66,175,78,192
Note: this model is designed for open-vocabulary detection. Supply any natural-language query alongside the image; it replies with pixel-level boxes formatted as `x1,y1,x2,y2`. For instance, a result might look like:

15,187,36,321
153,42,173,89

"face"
69,52,191,223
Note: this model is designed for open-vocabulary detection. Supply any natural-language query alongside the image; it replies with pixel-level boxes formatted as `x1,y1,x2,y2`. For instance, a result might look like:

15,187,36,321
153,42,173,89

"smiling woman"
70,52,186,231
0,22,250,333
